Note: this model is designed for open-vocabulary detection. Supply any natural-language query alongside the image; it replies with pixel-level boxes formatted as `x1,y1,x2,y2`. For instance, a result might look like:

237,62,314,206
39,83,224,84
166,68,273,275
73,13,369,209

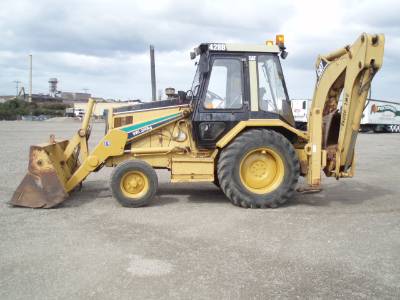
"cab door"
192,55,249,149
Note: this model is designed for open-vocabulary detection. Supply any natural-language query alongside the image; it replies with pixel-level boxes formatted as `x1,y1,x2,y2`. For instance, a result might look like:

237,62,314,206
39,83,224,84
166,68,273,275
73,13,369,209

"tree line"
0,99,70,120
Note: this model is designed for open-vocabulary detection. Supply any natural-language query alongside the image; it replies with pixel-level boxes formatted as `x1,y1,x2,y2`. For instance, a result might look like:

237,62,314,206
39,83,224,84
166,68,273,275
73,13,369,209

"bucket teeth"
10,145,70,208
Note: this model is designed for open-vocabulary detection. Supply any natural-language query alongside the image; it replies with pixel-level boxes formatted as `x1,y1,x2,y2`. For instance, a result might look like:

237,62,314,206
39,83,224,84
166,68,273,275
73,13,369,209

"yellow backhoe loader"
10,33,384,208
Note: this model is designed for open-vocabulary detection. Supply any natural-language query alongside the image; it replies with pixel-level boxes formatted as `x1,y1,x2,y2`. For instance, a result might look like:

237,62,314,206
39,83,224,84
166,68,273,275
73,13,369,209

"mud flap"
10,143,74,208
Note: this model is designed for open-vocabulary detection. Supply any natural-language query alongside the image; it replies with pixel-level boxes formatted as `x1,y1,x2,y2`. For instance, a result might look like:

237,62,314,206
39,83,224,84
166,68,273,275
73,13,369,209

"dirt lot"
1,120,399,299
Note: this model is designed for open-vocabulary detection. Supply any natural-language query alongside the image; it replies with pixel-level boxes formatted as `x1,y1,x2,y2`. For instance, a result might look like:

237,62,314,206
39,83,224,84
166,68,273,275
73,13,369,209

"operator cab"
189,35,295,148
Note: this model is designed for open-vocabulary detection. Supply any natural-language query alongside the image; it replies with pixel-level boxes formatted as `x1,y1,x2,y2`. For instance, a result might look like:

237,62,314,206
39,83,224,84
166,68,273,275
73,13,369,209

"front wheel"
217,129,299,208
110,160,158,207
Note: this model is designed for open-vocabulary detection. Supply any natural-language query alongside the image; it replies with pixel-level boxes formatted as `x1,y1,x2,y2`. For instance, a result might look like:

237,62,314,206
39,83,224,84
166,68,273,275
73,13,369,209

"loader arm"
65,109,187,192
306,33,384,187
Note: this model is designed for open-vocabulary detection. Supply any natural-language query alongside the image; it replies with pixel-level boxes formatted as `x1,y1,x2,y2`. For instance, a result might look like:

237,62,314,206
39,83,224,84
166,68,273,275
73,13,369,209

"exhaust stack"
150,45,156,101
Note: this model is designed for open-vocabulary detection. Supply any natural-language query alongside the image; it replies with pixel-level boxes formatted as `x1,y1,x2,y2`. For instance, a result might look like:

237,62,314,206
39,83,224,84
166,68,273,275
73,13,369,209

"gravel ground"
0,120,399,299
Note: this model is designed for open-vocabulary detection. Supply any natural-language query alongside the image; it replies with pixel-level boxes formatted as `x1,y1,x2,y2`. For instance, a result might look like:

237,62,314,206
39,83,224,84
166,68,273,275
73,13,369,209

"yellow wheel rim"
239,147,285,194
120,171,149,199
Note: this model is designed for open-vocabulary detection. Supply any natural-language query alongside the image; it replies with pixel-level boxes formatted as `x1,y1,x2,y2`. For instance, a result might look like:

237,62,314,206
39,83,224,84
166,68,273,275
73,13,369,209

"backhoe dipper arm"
306,33,384,187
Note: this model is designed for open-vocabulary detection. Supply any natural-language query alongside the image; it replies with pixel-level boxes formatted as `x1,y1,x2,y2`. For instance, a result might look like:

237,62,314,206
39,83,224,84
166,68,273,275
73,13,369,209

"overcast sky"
0,0,399,101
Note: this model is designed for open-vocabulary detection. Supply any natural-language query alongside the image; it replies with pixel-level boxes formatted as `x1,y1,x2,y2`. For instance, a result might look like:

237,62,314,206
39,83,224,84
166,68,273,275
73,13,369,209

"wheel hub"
120,171,149,199
249,160,268,177
239,147,284,194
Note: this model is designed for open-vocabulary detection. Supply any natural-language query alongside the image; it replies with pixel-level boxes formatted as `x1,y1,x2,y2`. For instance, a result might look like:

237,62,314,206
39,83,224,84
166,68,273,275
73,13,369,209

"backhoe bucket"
10,141,77,208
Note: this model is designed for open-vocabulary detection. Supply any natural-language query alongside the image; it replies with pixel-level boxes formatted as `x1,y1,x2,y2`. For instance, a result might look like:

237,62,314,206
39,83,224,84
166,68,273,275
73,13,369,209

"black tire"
217,129,299,208
110,160,158,207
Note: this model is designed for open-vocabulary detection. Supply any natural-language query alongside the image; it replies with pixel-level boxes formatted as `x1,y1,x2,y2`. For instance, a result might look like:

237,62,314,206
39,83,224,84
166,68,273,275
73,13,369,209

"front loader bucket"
10,141,77,208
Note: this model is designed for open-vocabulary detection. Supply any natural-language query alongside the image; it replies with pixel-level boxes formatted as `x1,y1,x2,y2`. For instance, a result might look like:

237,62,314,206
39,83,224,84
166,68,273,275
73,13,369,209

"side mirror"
280,50,288,59
177,90,187,103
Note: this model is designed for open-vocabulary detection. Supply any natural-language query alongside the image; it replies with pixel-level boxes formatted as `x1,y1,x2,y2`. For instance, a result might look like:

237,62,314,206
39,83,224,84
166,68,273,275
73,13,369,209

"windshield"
258,54,294,125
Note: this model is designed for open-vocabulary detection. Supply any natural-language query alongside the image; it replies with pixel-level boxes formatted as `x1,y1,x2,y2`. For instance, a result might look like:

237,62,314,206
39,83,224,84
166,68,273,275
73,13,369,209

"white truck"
291,99,310,130
361,99,400,132
291,98,400,133
64,107,85,118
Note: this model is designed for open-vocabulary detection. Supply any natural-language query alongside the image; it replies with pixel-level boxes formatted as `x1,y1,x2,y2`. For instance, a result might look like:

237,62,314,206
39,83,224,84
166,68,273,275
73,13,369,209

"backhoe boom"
306,33,384,187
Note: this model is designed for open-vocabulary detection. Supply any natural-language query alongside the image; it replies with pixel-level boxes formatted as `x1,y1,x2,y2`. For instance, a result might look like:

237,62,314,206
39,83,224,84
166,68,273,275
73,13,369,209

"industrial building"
70,100,142,118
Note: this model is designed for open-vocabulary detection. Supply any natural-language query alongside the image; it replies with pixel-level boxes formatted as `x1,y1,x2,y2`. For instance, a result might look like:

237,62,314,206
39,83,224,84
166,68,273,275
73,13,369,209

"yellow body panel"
109,105,190,131
249,59,259,111
216,119,307,148
171,157,214,182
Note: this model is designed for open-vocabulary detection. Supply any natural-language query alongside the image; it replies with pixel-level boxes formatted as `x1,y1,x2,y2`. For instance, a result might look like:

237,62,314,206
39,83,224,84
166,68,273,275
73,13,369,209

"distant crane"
29,54,32,102
13,80,21,97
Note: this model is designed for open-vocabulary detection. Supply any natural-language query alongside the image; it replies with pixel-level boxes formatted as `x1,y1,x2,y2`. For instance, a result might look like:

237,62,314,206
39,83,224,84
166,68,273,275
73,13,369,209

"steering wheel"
206,90,224,101
205,91,243,109
204,90,224,109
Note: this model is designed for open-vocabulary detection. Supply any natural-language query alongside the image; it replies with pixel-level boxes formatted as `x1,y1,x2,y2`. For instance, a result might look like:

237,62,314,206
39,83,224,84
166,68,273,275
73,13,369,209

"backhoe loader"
10,33,385,208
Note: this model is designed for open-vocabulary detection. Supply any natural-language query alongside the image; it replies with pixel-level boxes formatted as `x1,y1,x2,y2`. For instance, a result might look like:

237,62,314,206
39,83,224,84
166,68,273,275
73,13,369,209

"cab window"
204,58,243,110
258,55,288,113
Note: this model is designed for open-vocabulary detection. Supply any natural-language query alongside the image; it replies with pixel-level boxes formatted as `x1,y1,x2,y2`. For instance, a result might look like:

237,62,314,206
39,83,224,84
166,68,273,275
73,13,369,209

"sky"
0,0,399,101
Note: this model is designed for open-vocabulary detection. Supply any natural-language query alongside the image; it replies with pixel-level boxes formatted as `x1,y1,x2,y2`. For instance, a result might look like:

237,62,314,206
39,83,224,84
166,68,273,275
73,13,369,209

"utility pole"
28,54,32,102
150,45,156,101
158,88,162,101
13,80,21,97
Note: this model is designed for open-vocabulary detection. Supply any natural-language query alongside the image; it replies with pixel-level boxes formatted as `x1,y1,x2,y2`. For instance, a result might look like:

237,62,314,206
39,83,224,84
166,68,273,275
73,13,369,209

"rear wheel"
217,129,299,208
110,160,158,207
